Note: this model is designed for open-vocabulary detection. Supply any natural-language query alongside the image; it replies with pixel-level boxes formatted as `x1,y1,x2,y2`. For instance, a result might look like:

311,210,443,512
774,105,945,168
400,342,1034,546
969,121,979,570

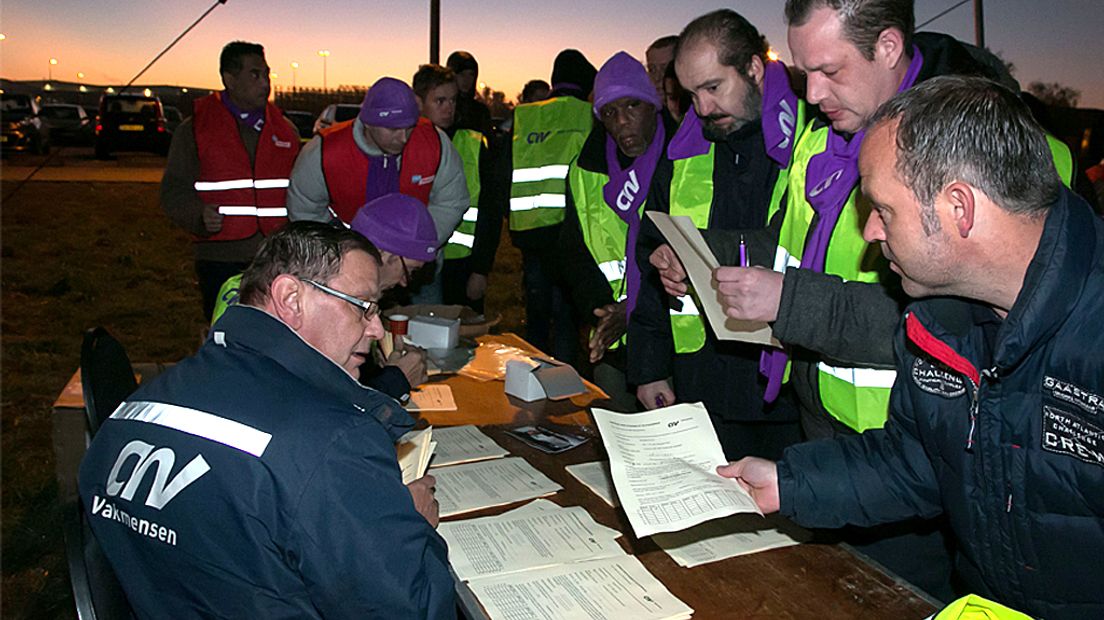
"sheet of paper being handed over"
592,402,762,538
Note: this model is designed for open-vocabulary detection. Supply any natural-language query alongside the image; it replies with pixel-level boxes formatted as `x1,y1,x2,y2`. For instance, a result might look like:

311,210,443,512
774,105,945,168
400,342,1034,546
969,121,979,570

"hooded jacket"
78,305,455,619
778,188,1104,620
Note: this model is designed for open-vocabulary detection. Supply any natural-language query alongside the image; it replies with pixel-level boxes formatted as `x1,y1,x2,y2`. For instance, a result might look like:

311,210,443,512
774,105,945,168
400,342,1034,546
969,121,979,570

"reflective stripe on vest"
510,97,592,231
783,121,893,431
445,129,484,259
568,161,638,350
667,148,714,354
192,94,298,242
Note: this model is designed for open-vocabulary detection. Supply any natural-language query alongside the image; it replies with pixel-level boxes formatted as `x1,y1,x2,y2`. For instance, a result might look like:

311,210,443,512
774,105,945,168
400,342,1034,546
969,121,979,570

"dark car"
283,110,315,142
41,103,92,146
2,93,51,154
95,93,170,158
162,105,185,134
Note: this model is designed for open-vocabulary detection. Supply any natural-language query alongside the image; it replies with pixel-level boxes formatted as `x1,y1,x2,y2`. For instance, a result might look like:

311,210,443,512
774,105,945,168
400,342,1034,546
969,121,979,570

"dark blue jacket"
778,188,1104,620
78,305,455,619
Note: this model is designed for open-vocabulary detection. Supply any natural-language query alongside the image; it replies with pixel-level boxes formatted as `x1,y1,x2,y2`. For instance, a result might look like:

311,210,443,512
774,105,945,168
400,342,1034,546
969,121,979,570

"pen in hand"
739,234,749,268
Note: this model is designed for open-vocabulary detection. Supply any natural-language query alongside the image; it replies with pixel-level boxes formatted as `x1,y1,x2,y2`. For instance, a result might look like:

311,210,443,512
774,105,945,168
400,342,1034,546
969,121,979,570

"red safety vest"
320,117,441,223
192,94,300,241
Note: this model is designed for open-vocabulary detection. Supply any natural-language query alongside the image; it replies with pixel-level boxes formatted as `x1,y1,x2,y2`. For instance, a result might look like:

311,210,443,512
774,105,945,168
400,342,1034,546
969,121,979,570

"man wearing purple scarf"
628,10,805,460
551,51,669,412
651,0,1025,602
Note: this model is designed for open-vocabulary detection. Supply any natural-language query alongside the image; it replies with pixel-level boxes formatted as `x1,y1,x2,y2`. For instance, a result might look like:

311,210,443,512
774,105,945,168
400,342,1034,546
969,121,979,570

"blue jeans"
521,250,577,364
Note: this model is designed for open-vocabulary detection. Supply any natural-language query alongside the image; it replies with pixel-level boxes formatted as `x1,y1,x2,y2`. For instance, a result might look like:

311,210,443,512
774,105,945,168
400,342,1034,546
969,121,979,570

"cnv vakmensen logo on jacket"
911,358,966,398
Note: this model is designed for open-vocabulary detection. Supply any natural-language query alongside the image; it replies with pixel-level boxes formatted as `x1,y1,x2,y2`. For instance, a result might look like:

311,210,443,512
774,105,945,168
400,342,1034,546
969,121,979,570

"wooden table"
423,334,939,620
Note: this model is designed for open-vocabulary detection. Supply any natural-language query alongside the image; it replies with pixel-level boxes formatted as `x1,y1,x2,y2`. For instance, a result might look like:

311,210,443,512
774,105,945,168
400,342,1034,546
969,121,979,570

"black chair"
80,327,138,437
64,495,134,620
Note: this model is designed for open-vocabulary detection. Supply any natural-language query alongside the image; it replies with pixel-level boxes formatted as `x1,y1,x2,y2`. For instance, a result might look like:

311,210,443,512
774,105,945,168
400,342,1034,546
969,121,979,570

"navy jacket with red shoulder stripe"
777,187,1104,620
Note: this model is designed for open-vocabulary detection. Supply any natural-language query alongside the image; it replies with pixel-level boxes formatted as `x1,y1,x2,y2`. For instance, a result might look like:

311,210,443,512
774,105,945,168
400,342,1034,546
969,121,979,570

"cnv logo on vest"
615,170,640,211
912,358,966,398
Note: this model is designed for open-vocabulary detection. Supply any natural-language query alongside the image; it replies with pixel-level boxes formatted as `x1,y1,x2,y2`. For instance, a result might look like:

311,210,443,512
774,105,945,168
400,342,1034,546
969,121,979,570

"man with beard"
627,10,808,459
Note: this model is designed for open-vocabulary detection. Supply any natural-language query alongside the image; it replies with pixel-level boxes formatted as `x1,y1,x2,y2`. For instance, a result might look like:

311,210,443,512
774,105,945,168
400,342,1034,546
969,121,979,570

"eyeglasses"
299,278,380,321
399,256,413,286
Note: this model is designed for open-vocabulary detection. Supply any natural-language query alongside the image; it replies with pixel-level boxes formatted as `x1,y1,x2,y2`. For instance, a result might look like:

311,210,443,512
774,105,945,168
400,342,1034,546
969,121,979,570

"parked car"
162,105,185,134
41,103,92,146
2,93,51,154
94,93,170,159
312,103,360,135
283,110,315,142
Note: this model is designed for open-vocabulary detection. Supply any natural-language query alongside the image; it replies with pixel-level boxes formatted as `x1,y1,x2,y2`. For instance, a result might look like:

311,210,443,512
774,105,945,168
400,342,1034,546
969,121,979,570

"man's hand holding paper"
713,266,784,323
717,457,781,514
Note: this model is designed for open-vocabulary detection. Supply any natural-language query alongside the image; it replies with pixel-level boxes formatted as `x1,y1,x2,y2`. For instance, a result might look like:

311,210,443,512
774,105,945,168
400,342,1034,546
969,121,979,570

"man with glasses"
79,221,454,618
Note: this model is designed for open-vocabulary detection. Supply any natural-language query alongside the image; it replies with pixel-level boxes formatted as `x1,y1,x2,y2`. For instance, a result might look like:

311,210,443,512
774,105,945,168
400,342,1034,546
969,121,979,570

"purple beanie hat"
592,51,662,117
358,77,419,128
350,193,438,261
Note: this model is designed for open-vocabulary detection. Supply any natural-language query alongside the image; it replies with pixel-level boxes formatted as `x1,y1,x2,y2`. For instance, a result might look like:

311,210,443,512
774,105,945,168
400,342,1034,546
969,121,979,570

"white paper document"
653,513,812,568
647,211,778,347
467,555,693,620
434,457,562,517
404,384,457,411
593,403,762,537
429,425,509,468
439,503,624,581
500,499,622,539
565,460,620,507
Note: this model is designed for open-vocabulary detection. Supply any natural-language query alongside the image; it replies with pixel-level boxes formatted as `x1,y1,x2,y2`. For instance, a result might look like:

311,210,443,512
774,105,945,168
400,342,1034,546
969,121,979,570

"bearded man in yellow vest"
508,49,596,363
627,10,804,459
551,52,672,412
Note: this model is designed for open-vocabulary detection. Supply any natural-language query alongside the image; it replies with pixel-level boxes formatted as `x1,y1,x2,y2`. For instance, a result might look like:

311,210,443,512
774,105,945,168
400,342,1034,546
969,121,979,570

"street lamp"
49,57,58,81
317,50,330,90
290,61,299,90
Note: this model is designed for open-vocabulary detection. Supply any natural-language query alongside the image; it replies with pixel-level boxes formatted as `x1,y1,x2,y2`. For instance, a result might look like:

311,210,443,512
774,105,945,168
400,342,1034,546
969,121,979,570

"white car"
312,103,361,135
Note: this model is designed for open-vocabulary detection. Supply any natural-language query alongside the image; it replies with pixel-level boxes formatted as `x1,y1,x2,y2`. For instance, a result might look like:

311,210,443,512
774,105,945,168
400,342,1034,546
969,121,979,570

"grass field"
0,179,525,617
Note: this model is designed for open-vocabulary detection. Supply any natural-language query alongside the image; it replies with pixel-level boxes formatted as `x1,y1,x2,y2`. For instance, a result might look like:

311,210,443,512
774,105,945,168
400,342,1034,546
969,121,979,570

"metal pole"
124,0,228,92
974,0,985,49
429,0,440,64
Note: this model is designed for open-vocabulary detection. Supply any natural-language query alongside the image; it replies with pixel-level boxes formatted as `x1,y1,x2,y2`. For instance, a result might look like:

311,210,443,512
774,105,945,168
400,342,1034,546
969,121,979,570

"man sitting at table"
78,221,454,618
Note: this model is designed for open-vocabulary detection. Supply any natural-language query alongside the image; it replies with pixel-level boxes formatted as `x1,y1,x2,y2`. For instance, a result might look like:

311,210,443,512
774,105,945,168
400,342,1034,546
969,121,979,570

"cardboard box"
385,304,501,338
408,315,460,350
504,358,586,402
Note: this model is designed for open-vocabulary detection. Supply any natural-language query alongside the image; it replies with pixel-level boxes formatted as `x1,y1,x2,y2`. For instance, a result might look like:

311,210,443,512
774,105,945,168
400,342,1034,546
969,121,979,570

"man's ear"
747,54,765,90
874,27,907,71
944,181,977,238
269,274,306,329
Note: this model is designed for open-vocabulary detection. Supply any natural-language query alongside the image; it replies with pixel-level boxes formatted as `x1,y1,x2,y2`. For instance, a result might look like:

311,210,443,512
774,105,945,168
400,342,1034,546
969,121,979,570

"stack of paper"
396,427,435,484
565,461,620,507
429,425,509,467
653,514,812,568
433,457,562,517
592,403,762,538
444,499,693,620
404,384,458,412
439,499,624,581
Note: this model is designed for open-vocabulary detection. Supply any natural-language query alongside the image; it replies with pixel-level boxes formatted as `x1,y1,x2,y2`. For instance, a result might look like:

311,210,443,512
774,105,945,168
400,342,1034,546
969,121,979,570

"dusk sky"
2,0,1101,108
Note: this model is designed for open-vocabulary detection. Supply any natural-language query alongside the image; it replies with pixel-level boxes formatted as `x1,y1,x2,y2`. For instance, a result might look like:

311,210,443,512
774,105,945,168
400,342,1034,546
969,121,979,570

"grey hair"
785,0,914,61
239,221,381,306
868,75,1061,223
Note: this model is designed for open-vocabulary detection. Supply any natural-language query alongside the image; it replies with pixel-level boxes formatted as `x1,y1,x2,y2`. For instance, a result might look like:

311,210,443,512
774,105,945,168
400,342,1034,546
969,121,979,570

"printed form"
434,457,562,517
439,503,624,581
467,555,693,620
593,403,762,537
430,424,509,467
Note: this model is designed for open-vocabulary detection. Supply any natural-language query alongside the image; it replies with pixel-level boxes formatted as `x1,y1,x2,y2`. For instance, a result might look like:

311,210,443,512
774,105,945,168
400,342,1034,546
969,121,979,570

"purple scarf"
220,92,265,132
667,60,798,167
603,113,663,316
363,151,401,205
759,47,924,402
